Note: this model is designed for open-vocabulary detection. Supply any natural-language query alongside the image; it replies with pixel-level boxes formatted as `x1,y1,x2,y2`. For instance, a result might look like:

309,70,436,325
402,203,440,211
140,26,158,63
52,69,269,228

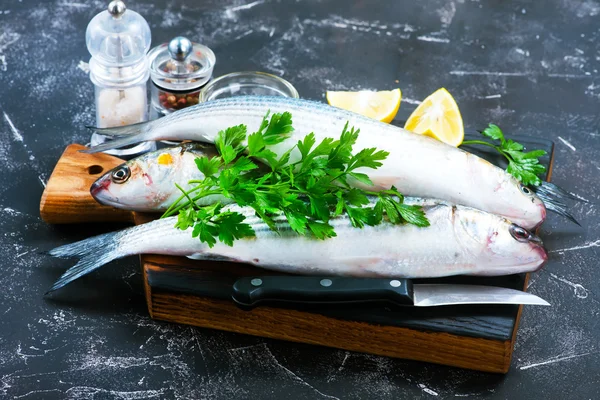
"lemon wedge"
326,89,401,123
404,88,464,147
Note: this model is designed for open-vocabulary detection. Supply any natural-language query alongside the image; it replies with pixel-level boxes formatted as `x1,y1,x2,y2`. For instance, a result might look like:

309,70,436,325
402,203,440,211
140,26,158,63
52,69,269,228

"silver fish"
91,142,230,212
47,199,547,292
83,96,546,229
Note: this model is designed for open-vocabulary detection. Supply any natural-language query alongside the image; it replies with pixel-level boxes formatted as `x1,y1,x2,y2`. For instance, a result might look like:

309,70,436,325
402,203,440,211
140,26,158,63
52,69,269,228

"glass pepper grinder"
147,36,216,118
86,0,155,156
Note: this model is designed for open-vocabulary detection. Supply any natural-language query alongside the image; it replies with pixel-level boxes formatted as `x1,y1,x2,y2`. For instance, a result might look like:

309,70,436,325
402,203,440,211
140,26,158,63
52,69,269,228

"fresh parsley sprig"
162,111,429,248
461,124,547,186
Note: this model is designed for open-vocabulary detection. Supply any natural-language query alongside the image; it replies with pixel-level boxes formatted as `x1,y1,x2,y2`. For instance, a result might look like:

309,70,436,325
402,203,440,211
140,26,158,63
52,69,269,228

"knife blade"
231,276,550,309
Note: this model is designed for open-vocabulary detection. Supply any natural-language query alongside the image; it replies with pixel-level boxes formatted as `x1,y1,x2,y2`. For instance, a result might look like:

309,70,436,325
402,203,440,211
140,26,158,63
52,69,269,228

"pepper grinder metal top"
168,36,193,62
147,35,215,116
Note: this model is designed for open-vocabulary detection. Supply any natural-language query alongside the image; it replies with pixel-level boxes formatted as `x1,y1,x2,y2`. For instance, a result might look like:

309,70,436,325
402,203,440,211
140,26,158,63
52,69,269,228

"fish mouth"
90,178,110,199
90,177,123,208
531,203,547,231
529,241,548,272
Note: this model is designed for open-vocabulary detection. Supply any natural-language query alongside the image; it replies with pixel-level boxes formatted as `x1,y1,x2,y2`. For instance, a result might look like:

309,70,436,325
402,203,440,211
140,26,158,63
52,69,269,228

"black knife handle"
231,276,414,309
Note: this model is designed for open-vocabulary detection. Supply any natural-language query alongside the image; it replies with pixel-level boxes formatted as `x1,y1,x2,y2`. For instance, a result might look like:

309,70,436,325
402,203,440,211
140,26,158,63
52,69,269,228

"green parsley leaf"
215,211,256,246
308,221,337,239
395,203,430,227
195,156,221,178
481,124,504,141
461,123,547,186
215,125,247,155
263,112,294,145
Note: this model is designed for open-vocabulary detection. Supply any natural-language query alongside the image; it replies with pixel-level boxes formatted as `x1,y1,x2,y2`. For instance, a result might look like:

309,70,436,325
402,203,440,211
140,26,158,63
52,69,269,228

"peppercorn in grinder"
147,36,216,117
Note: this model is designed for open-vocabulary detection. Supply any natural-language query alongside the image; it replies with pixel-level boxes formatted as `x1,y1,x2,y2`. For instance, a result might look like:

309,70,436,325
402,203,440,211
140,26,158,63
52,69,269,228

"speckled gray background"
0,0,599,398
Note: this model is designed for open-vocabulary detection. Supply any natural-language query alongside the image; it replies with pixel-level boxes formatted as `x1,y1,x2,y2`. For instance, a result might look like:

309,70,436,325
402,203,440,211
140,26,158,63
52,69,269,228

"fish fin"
534,181,590,203
80,132,153,154
46,231,123,293
85,120,155,137
540,197,582,226
533,182,587,226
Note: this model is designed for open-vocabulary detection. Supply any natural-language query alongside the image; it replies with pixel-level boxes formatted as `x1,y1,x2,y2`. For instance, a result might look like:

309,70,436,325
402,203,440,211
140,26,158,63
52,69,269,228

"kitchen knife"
231,276,550,309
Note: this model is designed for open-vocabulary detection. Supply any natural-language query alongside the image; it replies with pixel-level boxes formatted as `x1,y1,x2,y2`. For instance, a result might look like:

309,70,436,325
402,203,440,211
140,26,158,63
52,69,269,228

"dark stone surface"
0,0,598,398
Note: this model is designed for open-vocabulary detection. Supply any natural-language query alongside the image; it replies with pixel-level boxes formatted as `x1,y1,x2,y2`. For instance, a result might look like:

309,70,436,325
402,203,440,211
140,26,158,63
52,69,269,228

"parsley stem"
163,189,223,218
175,183,199,210
461,140,512,163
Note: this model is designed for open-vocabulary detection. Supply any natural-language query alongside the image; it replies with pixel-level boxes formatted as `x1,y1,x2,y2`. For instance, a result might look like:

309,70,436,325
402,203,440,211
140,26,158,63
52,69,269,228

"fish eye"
520,184,532,195
111,166,131,184
509,224,532,242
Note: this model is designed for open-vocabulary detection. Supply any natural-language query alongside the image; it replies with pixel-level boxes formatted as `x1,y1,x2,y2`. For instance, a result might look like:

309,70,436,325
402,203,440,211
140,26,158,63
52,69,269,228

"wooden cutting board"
40,136,555,373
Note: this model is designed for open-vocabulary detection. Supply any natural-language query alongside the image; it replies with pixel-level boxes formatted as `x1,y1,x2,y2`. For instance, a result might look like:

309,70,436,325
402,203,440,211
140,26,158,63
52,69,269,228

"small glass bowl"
199,71,299,102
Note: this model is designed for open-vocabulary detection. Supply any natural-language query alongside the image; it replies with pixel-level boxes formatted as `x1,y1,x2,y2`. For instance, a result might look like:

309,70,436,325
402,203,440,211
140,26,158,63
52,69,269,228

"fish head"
493,175,547,229
90,143,215,211
456,209,548,275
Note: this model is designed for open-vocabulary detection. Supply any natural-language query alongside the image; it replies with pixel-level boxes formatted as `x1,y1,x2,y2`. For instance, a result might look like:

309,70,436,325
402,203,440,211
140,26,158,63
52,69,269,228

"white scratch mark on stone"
265,344,340,399
3,112,23,142
14,389,63,399
550,239,600,254
2,207,22,216
402,98,423,105
549,273,589,299
228,343,265,353
481,94,502,99
77,60,90,73
38,175,47,188
338,352,350,372
575,48,585,54
65,386,166,399
515,48,530,56
450,70,528,76
234,29,254,41
417,36,449,43
16,251,29,258
520,351,598,370
557,136,576,151
227,0,265,13
547,73,593,79
418,383,439,396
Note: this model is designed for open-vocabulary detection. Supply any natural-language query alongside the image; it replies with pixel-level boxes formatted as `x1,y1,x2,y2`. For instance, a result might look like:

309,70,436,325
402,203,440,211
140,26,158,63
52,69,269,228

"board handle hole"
87,165,104,175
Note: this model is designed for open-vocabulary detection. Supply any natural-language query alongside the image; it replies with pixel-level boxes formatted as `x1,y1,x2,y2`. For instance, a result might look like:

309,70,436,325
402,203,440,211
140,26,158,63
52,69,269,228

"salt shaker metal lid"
86,1,151,85
147,36,216,91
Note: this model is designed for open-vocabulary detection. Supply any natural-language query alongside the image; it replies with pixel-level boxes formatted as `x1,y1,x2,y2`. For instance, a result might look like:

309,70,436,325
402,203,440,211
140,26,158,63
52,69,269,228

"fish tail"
80,131,153,154
532,182,586,226
540,197,581,226
534,181,589,203
47,231,124,293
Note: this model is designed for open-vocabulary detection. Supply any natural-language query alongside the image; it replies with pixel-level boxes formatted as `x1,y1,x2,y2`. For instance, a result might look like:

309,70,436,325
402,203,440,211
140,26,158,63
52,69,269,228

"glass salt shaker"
147,36,216,118
86,0,155,156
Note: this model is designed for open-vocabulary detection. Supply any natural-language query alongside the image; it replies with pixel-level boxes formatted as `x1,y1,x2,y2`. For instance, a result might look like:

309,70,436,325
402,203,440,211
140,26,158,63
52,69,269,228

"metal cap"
168,37,193,62
107,0,126,18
